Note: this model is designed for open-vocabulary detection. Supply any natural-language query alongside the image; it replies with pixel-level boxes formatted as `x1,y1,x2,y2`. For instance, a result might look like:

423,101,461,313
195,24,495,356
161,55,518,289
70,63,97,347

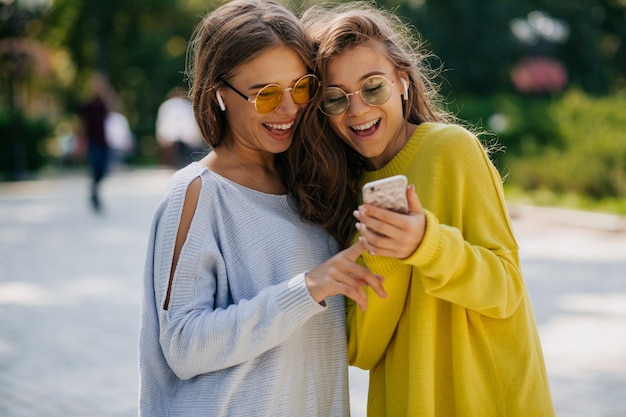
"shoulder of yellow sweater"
418,122,475,140
417,122,482,156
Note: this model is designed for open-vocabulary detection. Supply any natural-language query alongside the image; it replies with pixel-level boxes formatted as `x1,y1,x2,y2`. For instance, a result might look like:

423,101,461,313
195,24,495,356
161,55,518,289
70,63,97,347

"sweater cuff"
274,273,326,326
403,209,441,267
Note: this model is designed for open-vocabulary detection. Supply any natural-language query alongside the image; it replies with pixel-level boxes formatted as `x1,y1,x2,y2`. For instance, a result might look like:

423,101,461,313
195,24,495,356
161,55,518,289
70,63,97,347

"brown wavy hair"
286,2,456,248
186,0,314,149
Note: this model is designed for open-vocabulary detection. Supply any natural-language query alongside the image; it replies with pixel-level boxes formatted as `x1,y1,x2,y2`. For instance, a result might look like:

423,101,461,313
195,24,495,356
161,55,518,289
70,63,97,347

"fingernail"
353,209,360,218
368,250,375,256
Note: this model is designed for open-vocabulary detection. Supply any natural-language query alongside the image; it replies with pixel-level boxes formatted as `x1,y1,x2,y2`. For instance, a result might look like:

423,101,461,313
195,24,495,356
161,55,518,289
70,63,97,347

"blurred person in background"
76,73,117,212
105,110,135,168
155,88,204,168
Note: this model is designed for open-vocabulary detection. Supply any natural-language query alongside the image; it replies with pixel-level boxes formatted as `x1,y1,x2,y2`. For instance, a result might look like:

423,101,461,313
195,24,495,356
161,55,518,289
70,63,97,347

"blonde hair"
287,2,457,247
302,1,454,125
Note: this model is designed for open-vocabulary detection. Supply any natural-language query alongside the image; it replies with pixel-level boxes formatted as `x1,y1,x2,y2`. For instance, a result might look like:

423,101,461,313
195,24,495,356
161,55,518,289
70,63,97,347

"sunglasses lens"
361,76,392,106
255,85,283,113
322,87,349,116
292,75,318,105
321,76,393,116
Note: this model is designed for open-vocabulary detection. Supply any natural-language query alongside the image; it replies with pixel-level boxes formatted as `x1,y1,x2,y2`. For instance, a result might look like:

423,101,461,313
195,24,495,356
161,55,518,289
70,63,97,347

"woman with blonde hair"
291,2,556,416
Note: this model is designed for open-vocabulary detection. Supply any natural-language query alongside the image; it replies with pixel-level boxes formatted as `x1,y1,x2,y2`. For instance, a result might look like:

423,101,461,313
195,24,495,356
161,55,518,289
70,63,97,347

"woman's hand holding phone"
355,178,426,259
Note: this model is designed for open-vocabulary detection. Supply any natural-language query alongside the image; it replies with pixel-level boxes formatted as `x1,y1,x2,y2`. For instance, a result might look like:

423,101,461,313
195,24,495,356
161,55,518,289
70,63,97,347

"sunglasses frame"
320,75,395,116
219,74,319,114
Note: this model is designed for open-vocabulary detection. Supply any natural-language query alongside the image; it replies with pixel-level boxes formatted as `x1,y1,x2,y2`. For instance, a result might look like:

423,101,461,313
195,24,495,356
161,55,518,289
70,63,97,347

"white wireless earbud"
216,90,226,111
401,79,409,101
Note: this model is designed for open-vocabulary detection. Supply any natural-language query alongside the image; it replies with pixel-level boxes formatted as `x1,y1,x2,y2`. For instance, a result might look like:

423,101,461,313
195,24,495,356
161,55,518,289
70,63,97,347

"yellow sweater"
347,123,555,417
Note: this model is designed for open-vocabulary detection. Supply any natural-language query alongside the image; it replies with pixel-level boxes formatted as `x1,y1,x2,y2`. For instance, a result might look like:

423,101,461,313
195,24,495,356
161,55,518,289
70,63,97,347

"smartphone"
362,175,408,213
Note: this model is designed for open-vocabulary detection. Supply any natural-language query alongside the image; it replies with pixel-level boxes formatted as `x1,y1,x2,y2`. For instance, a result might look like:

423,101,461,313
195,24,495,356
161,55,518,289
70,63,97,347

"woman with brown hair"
139,1,385,416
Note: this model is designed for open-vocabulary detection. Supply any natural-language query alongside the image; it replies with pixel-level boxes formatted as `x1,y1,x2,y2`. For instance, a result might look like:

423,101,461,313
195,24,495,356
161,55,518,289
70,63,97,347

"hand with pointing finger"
305,237,386,311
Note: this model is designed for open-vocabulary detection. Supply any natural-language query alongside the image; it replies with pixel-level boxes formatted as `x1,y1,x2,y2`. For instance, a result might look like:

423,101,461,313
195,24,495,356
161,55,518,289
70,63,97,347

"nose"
346,92,370,116
274,90,299,115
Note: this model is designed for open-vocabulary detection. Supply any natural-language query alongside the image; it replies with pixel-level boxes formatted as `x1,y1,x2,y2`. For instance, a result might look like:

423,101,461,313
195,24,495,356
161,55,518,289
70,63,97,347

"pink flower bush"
511,57,568,94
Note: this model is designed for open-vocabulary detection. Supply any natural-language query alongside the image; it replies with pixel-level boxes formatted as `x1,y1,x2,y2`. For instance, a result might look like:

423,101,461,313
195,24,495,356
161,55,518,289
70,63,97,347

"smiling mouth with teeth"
264,121,294,130
351,118,381,132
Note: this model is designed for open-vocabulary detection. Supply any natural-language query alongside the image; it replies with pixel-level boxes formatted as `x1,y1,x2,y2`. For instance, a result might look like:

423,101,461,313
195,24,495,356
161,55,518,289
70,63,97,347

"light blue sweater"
139,162,349,416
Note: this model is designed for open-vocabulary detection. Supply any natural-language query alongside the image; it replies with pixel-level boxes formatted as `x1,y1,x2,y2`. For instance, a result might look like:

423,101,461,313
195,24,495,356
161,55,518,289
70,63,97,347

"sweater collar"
358,122,433,188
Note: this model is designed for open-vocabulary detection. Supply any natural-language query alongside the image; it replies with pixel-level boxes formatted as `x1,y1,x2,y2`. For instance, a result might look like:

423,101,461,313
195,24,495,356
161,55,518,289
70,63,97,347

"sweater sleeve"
153,173,325,380
347,264,410,369
403,128,524,319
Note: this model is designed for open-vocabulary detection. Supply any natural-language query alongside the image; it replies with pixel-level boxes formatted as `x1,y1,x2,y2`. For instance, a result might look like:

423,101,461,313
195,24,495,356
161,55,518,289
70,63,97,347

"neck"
228,143,275,172
365,121,417,171
209,143,284,194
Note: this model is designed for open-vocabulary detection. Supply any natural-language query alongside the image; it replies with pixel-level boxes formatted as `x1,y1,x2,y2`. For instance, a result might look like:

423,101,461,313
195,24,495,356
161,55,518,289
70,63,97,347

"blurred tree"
405,0,523,95
558,0,626,94
2,0,624,173
0,0,54,179
39,0,207,160
377,0,625,96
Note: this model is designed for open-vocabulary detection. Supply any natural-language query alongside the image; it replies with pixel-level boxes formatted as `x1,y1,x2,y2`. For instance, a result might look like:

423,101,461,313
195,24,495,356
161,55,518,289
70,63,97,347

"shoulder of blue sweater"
160,163,212,205
171,162,207,183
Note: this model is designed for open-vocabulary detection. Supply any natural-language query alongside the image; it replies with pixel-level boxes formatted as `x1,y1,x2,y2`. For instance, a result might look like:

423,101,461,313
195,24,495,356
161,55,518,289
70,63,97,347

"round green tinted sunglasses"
219,74,319,114
320,75,395,116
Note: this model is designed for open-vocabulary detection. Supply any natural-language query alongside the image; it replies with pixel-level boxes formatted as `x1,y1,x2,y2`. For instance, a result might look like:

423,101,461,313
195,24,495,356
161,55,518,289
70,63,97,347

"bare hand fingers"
339,237,368,262
406,184,424,214
354,205,404,229
356,213,426,259
306,268,368,308
306,240,386,307
355,225,396,257
344,262,387,300
336,281,368,311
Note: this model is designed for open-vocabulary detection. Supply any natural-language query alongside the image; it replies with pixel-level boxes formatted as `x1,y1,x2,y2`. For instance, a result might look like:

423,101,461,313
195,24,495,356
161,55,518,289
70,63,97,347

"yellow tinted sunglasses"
219,74,319,114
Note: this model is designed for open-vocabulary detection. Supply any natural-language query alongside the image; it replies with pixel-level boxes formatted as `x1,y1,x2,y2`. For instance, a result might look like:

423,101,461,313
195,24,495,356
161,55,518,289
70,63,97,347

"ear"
400,78,409,101
216,89,226,111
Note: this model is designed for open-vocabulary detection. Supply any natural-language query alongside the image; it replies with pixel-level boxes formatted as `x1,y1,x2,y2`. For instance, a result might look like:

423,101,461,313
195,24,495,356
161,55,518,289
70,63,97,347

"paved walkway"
1,167,625,417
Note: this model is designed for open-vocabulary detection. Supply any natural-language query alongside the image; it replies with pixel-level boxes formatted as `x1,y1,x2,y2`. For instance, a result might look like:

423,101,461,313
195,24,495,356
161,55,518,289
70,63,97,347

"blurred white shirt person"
105,111,135,164
155,90,204,167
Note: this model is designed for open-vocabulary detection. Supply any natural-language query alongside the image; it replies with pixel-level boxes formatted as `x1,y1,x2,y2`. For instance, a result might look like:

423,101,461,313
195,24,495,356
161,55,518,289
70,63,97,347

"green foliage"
381,0,626,96
455,90,626,200
452,94,561,154
37,0,203,141
0,110,52,180
1,0,625,192
504,185,626,214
